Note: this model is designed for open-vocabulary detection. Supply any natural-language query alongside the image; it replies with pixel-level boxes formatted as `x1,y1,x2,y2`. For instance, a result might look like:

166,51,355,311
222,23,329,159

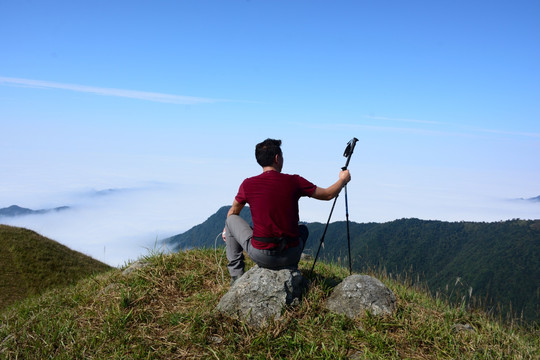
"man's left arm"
311,169,351,201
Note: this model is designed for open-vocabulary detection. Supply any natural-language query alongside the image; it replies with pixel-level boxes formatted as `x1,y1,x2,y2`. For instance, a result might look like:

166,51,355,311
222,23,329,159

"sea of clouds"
1,180,538,268
0,184,228,267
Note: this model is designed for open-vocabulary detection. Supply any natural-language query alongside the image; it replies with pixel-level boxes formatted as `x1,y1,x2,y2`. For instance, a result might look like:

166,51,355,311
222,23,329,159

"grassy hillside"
163,208,540,324
1,248,537,359
0,225,112,310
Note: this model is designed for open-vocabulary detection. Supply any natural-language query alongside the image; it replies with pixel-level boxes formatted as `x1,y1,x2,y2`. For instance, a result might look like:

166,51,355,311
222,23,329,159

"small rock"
325,274,397,319
99,283,128,298
208,335,223,344
122,259,149,276
348,350,366,360
452,323,475,333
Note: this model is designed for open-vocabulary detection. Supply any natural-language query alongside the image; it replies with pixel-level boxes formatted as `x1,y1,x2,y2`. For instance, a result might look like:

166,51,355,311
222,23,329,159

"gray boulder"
216,266,307,328
122,259,149,276
452,323,475,333
325,274,397,319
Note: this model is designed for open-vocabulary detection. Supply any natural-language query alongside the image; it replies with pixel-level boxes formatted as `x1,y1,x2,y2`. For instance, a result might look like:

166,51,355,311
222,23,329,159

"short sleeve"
295,175,317,197
234,181,248,204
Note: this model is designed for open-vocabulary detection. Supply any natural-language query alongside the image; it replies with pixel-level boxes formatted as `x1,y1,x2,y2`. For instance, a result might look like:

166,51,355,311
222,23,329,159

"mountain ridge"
0,204,70,217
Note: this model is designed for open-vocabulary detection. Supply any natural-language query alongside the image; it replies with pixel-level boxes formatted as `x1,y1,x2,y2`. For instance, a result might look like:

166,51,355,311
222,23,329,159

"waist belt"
253,236,297,252
253,236,296,244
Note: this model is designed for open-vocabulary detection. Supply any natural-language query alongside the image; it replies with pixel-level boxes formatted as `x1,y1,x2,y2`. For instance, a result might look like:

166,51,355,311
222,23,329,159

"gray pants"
224,215,309,277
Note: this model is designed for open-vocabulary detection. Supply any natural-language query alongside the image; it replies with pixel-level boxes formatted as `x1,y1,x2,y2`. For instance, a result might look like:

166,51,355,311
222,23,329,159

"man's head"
255,138,283,169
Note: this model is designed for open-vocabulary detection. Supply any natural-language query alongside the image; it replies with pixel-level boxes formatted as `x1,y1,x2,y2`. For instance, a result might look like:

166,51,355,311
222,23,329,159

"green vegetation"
310,219,540,324
0,225,112,310
1,248,538,359
163,207,540,324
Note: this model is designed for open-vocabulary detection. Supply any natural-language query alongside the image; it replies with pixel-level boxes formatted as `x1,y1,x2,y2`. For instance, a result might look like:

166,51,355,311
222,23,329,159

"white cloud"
297,115,540,141
468,127,540,139
0,76,225,105
362,115,445,125
363,115,540,139
0,184,223,267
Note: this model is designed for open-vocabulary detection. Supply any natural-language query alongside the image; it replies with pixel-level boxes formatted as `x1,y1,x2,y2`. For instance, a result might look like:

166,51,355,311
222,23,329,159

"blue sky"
1,0,539,266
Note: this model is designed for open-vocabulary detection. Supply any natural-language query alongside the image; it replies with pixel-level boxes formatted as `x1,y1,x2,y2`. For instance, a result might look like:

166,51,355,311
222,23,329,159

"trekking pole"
310,137,358,276
344,185,352,274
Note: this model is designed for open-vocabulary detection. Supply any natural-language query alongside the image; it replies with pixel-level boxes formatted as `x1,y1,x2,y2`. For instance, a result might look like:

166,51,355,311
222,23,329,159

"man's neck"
262,166,280,173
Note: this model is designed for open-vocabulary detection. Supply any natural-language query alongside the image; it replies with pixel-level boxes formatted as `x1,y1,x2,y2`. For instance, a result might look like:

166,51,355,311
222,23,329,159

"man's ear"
274,154,280,164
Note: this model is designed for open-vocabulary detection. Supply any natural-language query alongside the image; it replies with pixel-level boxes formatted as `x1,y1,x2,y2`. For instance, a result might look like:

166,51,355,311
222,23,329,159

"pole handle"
342,137,359,170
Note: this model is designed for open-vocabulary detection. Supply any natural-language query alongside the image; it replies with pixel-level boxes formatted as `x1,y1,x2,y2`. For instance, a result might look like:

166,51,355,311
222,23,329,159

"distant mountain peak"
0,205,70,218
515,195,540,203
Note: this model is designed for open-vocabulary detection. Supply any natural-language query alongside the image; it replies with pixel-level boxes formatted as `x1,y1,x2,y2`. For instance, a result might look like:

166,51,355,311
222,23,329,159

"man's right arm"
311,169,351,201
227,199,245,217
223,199,245,241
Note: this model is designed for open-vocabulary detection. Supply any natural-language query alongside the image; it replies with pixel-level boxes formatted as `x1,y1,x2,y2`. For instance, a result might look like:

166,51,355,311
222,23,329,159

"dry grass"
1,248,538,359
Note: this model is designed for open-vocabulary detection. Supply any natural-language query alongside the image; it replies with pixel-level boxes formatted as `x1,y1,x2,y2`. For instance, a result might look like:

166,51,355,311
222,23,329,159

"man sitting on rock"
223,138,351,284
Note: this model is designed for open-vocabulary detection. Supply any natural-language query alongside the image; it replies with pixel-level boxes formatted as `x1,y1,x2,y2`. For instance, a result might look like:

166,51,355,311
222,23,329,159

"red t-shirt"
235,170,317,250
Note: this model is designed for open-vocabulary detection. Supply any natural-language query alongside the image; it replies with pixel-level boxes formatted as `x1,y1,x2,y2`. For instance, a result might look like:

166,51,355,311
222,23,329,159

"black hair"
255,138,282,167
